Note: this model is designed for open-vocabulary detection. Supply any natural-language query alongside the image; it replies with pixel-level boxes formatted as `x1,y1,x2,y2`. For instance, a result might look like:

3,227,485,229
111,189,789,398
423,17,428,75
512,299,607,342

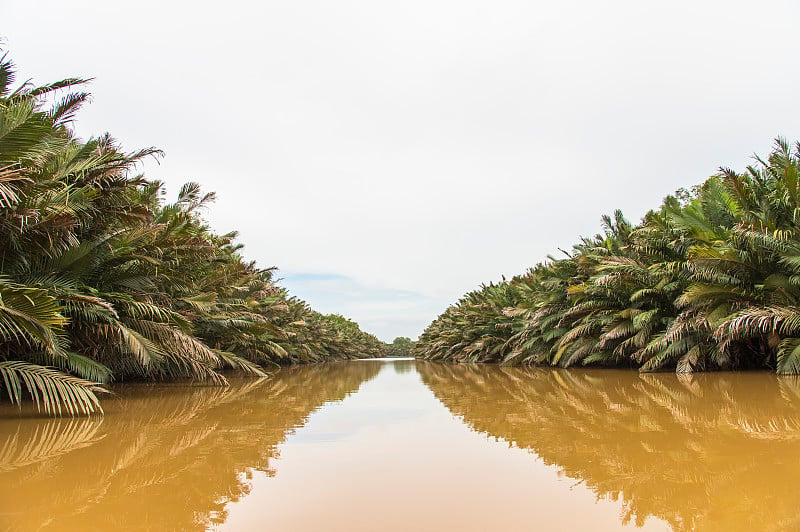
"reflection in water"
417,362,800,531
391,359,416,374
3,360,799,531
0,362,380,531
220,359,665,532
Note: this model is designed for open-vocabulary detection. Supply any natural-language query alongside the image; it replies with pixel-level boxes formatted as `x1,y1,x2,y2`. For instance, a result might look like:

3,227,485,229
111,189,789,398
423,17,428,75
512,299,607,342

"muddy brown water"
1,359,798,531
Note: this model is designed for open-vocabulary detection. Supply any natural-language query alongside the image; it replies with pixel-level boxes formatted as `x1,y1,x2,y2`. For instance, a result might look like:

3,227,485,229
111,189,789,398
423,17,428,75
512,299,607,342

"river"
1,359,799,531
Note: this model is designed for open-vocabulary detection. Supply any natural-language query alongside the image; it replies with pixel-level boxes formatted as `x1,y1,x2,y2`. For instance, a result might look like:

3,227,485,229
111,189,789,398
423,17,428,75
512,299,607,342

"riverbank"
415,141,800,375
0,52,384,416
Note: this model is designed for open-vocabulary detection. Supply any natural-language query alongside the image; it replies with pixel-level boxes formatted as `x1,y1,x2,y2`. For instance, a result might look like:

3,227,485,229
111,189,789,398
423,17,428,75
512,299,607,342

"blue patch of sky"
279,271,448,341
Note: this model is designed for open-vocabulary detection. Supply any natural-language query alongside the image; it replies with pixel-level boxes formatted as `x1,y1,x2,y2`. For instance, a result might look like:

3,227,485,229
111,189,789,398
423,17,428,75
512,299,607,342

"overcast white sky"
5,1,800,341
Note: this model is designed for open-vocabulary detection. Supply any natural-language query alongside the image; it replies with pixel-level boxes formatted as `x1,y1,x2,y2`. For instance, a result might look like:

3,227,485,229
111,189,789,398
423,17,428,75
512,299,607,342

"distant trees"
0,52,383,415
416,139,800,374
385,337,415,357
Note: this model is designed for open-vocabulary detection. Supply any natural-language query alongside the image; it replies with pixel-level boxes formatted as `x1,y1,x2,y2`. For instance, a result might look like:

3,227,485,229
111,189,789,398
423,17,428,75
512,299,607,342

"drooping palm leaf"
0,361,105,416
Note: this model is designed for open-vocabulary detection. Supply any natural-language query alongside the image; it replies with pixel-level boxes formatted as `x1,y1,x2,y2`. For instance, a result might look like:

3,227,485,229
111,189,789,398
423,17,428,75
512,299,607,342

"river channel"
2,359,799,531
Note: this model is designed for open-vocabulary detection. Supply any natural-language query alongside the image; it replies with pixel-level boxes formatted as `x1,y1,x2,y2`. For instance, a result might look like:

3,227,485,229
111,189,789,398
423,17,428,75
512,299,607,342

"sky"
5,1,800,341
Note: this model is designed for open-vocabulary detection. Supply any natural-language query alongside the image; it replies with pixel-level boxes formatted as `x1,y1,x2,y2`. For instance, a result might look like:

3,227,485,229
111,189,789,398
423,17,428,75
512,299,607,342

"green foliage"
0,361,105,416
385,336,415,357
415,139,800,374
0,52,383,415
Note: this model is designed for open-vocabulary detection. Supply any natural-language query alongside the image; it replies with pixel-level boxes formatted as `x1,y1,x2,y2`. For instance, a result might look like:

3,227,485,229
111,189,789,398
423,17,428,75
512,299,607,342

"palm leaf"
0,361,105,416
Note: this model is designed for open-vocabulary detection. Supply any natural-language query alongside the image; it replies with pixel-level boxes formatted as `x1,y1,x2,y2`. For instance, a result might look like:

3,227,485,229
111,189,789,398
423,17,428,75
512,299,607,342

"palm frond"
0,361,105,416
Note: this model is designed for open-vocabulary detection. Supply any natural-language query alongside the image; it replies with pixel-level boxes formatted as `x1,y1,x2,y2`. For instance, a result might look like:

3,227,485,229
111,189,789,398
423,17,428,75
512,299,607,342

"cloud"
280,271,447,341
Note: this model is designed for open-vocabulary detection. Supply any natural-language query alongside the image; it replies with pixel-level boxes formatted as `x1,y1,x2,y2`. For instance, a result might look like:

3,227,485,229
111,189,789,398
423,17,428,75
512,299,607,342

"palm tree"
0,51,385,415
416,139,800,375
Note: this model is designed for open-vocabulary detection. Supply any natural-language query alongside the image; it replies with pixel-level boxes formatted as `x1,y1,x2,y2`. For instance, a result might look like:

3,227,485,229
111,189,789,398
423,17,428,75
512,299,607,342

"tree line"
0,53,383,415
415,139,800,374
384,336,415,357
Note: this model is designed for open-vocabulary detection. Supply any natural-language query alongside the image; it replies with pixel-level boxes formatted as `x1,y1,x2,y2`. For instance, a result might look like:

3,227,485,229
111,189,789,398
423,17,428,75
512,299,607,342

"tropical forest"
0,53,384,416
415,146,800,375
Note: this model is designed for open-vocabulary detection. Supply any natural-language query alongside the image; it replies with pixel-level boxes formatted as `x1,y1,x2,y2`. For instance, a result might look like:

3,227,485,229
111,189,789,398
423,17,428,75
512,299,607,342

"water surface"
1,360,798,531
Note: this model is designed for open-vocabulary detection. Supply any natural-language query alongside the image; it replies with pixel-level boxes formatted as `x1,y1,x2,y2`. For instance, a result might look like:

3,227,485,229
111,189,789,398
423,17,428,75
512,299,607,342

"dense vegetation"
416,140,800,374
0,53,383,415
384,336,415,357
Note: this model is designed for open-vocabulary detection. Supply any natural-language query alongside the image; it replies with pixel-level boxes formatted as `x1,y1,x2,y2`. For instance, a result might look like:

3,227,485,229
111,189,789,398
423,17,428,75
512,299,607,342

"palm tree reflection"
0,362,381,531
418,362,800,531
